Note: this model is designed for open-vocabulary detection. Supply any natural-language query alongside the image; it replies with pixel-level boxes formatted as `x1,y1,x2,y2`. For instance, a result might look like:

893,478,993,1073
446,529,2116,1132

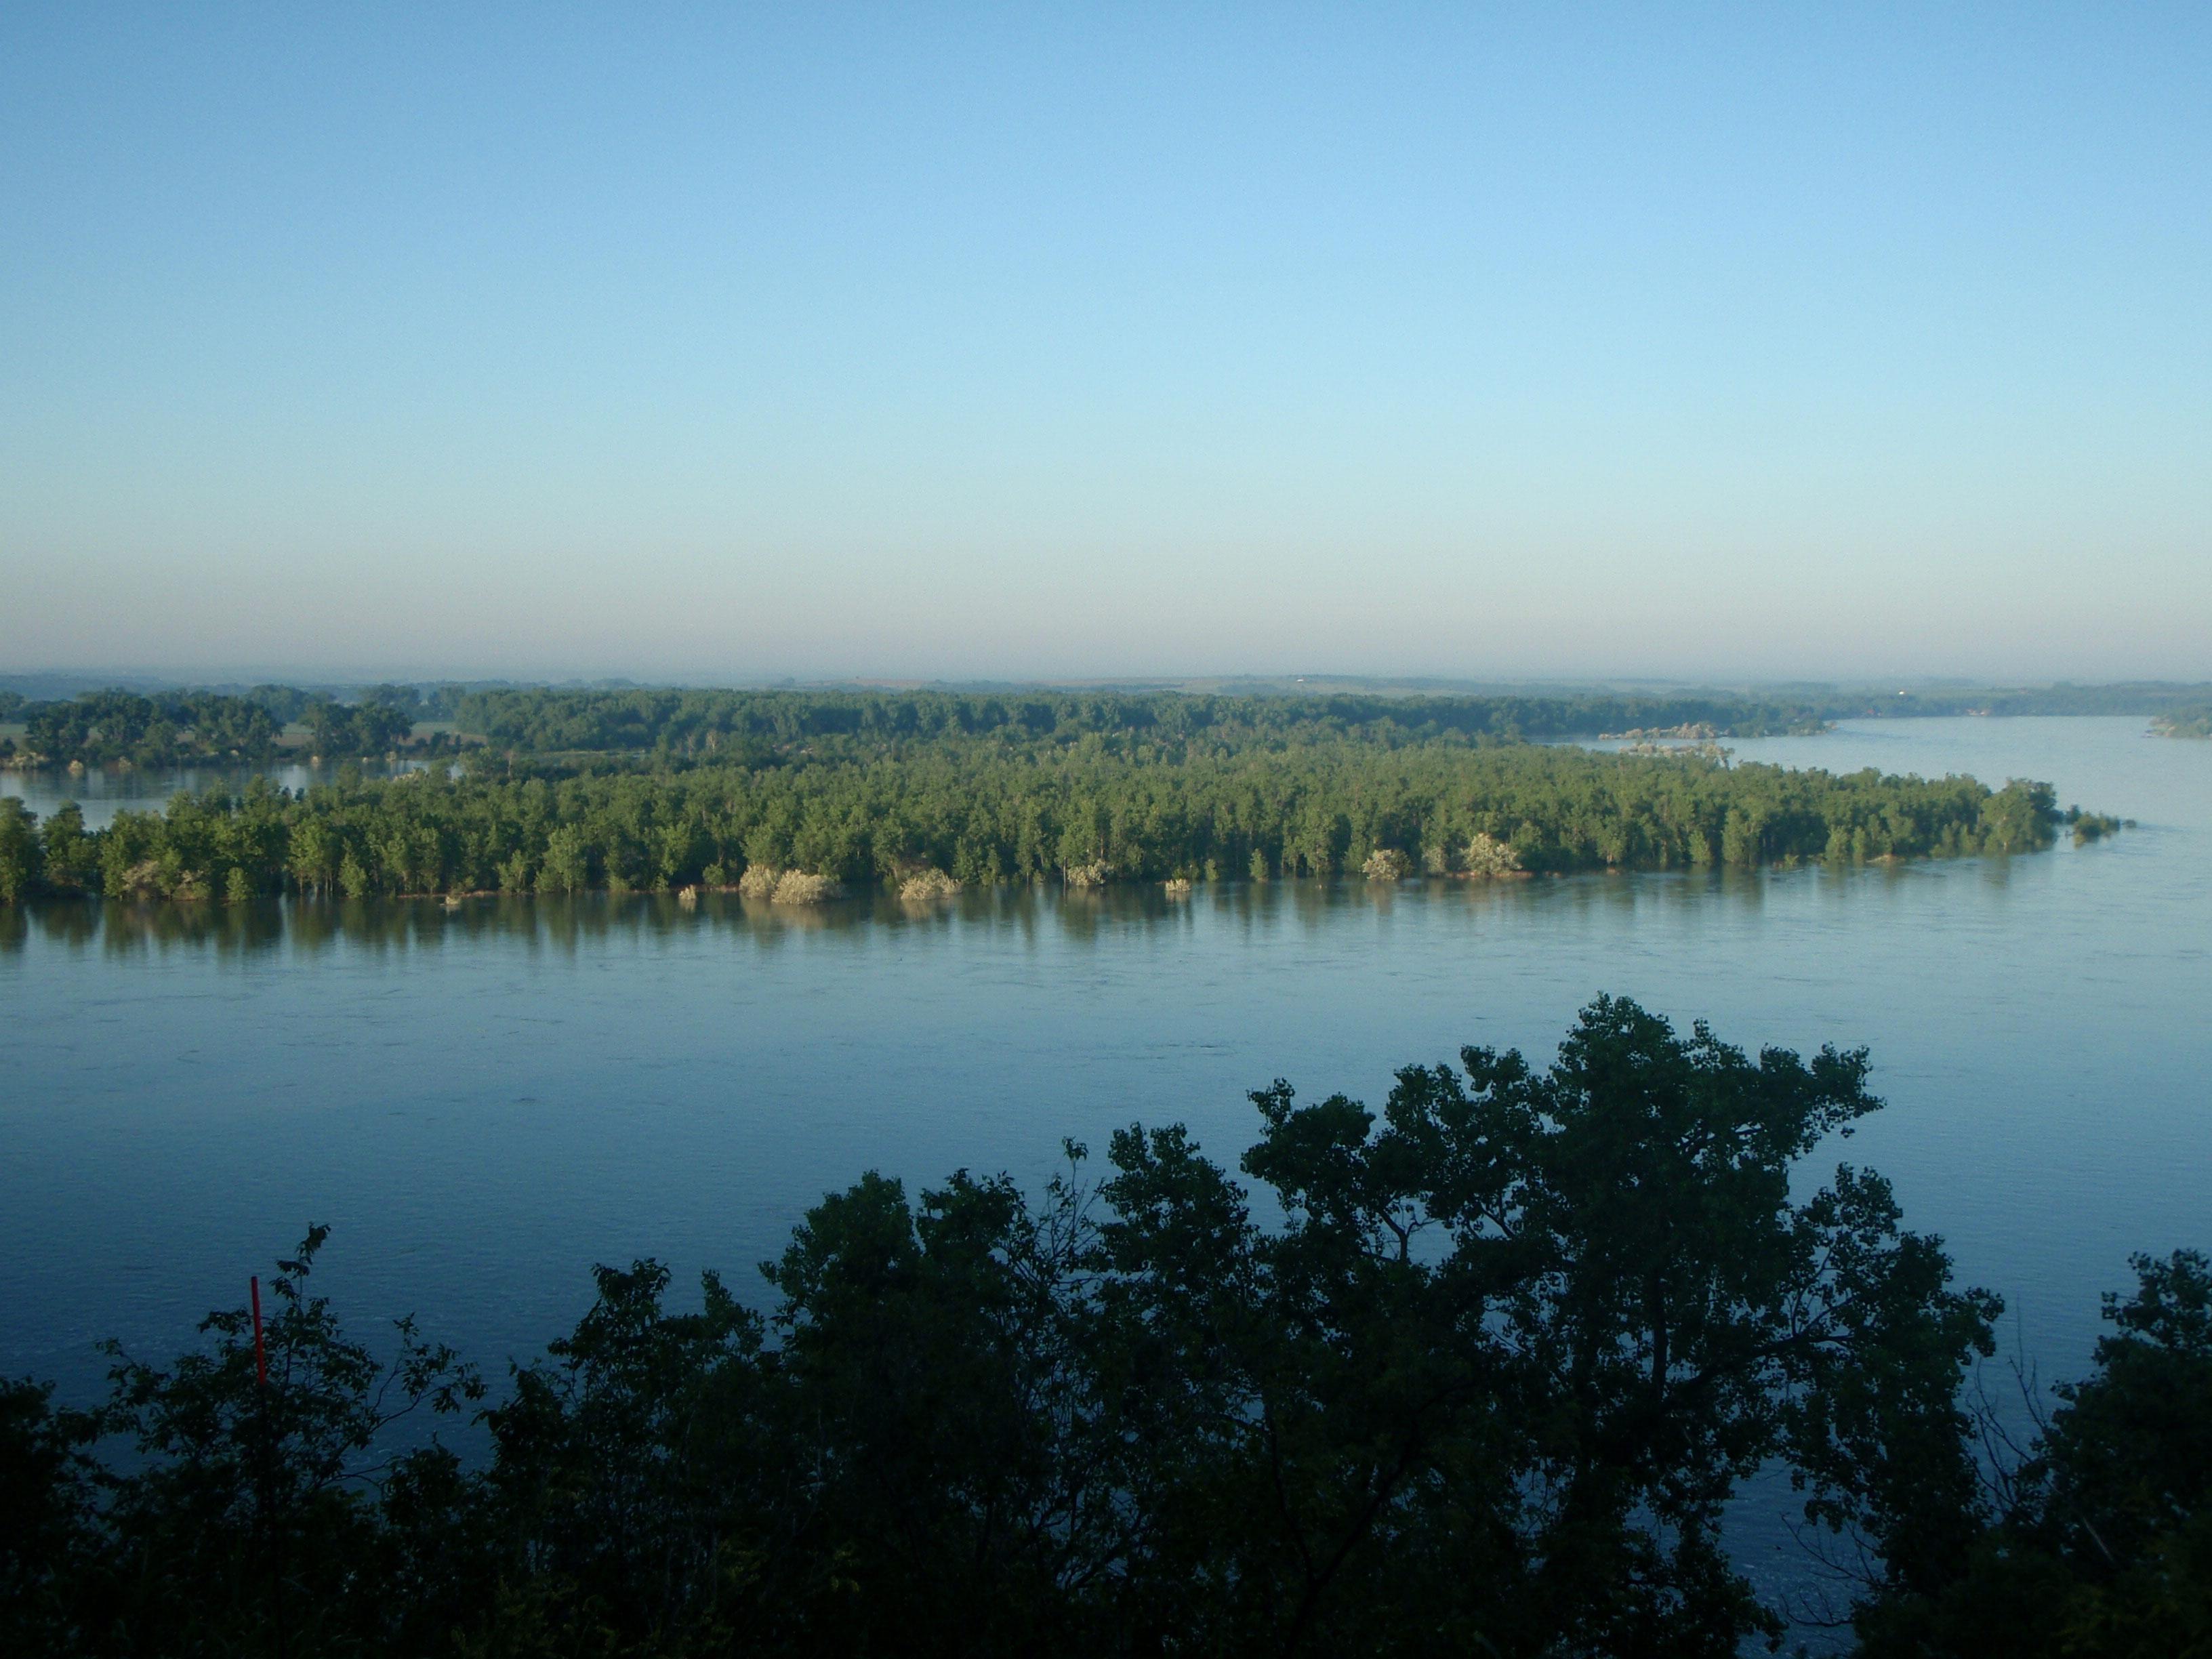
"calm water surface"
3,717,2208,1607
2,756,432,829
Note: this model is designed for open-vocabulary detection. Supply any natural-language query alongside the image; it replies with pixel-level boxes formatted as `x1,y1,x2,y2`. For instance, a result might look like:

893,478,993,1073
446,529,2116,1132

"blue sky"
3,4,2207,682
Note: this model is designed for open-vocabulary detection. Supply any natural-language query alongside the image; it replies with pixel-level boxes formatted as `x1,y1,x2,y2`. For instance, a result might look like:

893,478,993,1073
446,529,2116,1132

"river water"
3,717,2208,1613
1,756,430,828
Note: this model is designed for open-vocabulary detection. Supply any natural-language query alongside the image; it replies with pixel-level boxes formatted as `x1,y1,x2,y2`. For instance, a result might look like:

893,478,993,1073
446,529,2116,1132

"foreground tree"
1,1229,482,1656
0,1000,2066,1656
1084,995,1998,1654
1856,1249,2212,1658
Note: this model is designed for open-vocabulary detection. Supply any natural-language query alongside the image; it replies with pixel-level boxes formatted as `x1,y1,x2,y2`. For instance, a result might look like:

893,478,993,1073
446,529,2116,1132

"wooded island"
0,689,2078,904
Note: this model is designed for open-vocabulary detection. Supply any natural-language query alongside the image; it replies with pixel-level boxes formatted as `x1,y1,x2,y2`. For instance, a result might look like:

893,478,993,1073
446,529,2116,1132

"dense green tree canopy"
1,742,2064,905
15,690,283,767
3,688,455,769
300,698,413,759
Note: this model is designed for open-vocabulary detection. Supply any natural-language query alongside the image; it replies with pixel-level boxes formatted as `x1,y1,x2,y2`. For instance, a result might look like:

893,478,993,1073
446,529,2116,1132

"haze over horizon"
4,5,2208,684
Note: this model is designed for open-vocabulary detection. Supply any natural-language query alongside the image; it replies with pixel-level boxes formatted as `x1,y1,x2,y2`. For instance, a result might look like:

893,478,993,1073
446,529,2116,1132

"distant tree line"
0,687,455,769
3,1000,2202,1656
3,684,1830,771
438,681,2212,750
447,687,1831,756
3,691,285,767
2152,706,2211,739
14,679,2212,774
0,741,2064,904
1818,683,2212,720
298,699,415,760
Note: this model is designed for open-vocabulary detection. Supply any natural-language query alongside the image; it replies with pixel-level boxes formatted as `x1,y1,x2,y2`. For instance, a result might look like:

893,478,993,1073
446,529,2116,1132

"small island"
0,687,2100,905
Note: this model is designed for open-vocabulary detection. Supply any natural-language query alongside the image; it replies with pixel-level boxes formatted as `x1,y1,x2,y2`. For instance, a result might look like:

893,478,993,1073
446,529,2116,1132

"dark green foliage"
32,804,96,894
1,1002,2022,1656
9,687,438,768
17,689,283,766
1072,998,2000,1656
2,1227,483,1655
0,1379,102,1653
302,697,414,758
241,683,316,724
0,798,39,903
1855,1250,2212,1658
6,741,2063,903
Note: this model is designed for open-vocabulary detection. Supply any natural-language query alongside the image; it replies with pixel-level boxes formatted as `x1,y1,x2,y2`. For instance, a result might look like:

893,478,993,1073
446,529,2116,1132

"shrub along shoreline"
0,741,2072,905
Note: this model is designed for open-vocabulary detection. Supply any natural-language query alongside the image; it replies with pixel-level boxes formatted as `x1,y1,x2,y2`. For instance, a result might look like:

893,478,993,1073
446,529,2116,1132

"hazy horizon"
5,7,2209,682
10,666,2212,701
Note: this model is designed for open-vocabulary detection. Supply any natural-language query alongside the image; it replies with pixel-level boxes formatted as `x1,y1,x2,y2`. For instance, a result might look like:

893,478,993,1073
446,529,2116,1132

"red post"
250,1275,268,1389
